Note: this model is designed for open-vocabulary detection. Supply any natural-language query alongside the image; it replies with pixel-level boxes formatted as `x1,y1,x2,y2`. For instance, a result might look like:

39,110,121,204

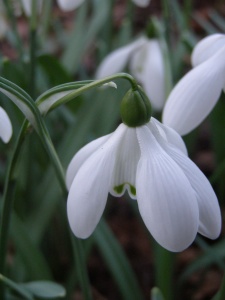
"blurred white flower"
66,117,221,252
0,107,12,143
0,1,8,39
57,0,85,11
163,34,225,135
21,0,43,16
57,0,151,10
96,37,166,111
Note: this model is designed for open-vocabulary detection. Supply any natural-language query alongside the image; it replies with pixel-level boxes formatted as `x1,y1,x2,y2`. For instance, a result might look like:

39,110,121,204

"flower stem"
0,121,29,298
3,0,23,60
29,0,38,98
48,73,139,111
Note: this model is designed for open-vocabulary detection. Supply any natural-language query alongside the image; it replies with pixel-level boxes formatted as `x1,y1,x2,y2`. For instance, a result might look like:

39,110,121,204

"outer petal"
132,0,151,7
57,0,85,11
0,107,12,143
149,121,221,239
66,134,111,190
162,46,225,135
95,37,146,79
136,126,199,252
110,126,140,199
67,124,126,238
151,118,187,155
130,40,165,110
192,34,225,67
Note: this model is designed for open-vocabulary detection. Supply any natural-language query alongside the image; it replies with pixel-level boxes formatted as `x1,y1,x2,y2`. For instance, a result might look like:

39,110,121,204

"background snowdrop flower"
96,37,166,111
163,34,225,135
0,107,12,143
57,0,85,11
21,0,43,16
66,88,221,252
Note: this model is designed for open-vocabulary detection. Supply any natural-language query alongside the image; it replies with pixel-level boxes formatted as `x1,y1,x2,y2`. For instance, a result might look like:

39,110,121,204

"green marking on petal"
114,183,136,196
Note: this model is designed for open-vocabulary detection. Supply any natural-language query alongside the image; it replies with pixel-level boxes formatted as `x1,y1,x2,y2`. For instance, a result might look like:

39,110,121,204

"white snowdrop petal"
136,126,199,252
129,40,148,83
0,107,12,143
57,0,85,11
110,126,140,199
162,48,225,135
67,124,126,238
66,134,111,190
192,34,225,67
132,0,151,7
140,41,165,110
149,121,221,239
151,118,187,155
96,37,146,79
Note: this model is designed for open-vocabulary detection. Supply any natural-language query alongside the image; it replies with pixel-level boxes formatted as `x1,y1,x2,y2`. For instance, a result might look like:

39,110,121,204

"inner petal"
110,127,140,199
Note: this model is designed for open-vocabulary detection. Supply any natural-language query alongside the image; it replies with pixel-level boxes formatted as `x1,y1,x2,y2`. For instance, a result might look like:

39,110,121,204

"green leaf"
94,220,144,300
0,274,33,300
0,77,37,128
62,0,110,74
37,55,72,87
151,287,165,300
11,213,53,280
21,281,66,299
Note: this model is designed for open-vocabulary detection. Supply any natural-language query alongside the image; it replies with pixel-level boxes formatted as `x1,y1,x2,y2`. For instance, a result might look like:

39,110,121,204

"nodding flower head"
66,106,221,252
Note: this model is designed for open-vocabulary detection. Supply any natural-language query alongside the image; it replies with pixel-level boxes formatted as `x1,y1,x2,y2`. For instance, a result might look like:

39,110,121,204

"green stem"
29,0,37,98
3,0,23,60
72,238,93,300
0,121,29,298
154,244,174,300
42,73,139,112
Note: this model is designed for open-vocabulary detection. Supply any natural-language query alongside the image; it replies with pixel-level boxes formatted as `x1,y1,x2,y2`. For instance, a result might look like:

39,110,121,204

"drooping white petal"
136,125,199,252
132,0,151,7
151,118,188,155
149,121,221,239
0,107,12,143
192,34,225,67
67,124,126,238
57,0,85,11
130,40,165,110
110,126,140,199
163,46,225,135
66,134,111,190
96,37,146,79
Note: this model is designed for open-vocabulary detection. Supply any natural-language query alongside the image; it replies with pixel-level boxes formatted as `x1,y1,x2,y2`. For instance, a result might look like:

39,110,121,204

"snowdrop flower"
0,107,12,143
21,0,43,16
96,36,165,111
163,34,225,135
58,0,151,10
66,87,221,252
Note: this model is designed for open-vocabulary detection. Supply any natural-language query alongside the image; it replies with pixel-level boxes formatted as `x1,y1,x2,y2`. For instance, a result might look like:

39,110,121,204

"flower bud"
120,86,152,127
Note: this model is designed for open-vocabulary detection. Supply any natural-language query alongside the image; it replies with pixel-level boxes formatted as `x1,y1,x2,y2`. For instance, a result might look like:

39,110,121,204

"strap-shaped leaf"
94,220,144,300
151,287,165,300
0,274,33,300
0,77,37,128
36,81,92,115
21,281,66,299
